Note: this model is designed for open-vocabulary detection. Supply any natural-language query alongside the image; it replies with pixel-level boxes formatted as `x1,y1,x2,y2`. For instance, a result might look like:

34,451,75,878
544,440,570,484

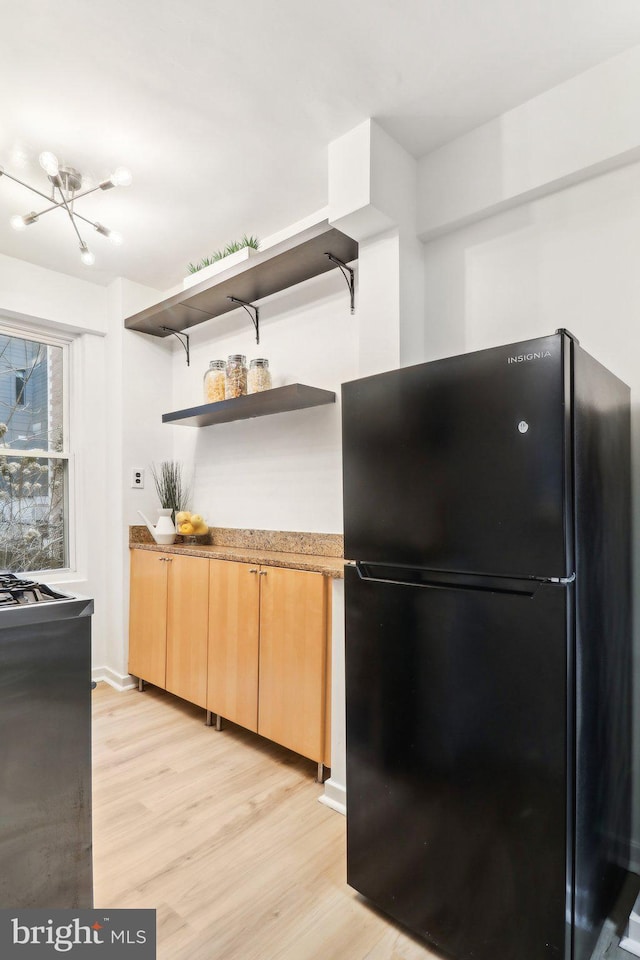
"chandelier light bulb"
10,212,37,230
109,166,132,187
94,223,122,244
79,243,95,266
39,151,59,177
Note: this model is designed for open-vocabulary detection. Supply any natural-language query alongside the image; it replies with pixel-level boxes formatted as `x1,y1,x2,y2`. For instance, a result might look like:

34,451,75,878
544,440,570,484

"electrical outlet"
131,468,145,489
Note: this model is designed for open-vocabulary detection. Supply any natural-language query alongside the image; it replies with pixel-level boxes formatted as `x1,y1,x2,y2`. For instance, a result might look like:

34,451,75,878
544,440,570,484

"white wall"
0,251,108,335
418,44,640,242
424,162,640,370
99,278,172,686
329,119,425,375
169,271,358,532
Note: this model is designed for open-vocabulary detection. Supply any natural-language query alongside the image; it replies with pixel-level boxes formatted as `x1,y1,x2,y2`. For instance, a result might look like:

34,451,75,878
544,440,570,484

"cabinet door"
165,555,210,708
258,567,328,762
207,560,260,731
128,549,168,688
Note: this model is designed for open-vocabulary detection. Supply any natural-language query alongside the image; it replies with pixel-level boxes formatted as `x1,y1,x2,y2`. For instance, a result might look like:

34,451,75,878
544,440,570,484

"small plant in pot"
150,461,191,525
184,234,260,288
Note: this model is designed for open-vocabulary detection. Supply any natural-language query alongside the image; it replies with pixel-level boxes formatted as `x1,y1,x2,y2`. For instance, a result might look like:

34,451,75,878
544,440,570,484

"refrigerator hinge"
547,573,576,584
555,327,580,345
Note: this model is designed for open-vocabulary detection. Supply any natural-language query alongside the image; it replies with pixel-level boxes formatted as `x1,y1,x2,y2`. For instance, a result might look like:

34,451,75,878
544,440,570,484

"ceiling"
2,0,640,292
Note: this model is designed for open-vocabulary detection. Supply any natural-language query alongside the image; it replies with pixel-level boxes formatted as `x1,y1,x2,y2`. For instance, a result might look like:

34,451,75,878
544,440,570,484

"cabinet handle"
166,558,173,562
259,570,267,576
249,568,258,574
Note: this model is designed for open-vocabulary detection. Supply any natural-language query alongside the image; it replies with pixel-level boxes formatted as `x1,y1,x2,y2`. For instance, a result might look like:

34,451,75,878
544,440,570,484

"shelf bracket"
227,296,260,344
325,253,355,314
160,327,190,366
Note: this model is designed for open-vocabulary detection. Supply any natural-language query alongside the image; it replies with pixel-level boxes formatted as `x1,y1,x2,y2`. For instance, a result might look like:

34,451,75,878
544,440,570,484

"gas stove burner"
0,592,19,605
0,573,66,606
0,577,39,590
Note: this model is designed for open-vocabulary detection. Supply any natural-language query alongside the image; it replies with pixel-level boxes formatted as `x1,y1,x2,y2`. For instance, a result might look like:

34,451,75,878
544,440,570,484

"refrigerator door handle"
354,562,541,597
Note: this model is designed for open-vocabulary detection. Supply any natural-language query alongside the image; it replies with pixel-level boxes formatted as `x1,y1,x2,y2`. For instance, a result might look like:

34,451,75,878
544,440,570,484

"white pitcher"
138,508,176,545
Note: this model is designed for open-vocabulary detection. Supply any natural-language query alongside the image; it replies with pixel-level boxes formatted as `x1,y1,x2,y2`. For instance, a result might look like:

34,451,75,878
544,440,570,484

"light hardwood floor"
92,682,436,960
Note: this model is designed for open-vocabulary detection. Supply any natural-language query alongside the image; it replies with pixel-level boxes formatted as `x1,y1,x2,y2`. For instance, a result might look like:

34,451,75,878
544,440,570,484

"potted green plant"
183,235,260,289
149,461,191,524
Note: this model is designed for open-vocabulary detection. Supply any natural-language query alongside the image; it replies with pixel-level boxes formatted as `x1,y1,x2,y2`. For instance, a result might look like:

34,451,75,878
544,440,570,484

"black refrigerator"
341,330,631,960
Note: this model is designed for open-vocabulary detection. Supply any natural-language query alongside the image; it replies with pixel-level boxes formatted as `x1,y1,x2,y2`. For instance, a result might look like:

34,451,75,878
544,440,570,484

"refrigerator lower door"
345,565,571,960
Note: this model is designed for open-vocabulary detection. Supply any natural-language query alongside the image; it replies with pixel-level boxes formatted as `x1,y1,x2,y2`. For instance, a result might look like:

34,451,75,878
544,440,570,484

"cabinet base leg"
216,714,223,731
316,762,329,784
137,678,145,692
205,710,214,727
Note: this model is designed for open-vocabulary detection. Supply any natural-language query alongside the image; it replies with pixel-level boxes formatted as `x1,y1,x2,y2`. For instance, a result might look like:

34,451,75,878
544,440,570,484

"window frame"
0,320,74,575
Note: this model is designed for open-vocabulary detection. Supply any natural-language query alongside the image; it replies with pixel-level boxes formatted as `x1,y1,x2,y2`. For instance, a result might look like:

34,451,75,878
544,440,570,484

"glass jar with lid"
225,354,247,398
248,358,272,394
203,360,226,403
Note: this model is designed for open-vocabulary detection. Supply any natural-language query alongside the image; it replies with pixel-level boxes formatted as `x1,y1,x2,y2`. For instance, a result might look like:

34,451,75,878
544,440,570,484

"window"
0,328,69,572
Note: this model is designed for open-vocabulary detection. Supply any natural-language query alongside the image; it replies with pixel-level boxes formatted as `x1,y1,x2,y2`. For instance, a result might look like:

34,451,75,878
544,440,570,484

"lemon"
176,511,191,524
179,521,194,535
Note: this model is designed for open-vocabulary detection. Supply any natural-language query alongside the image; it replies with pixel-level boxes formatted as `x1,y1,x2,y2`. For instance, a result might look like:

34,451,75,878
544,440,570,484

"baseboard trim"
319,777,346,816
92,666,137,692
620,937,640,958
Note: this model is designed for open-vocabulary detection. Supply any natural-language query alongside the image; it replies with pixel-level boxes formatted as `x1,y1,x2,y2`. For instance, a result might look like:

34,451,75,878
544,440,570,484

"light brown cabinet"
128,550,209,708
258,564,330,765
207,559,260,732
129,549,331,771
128,549,168,689
207,561,331,767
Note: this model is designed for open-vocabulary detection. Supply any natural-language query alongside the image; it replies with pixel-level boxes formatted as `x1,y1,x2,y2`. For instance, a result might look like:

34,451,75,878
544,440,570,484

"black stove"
0,572,94,908
0,573,66,606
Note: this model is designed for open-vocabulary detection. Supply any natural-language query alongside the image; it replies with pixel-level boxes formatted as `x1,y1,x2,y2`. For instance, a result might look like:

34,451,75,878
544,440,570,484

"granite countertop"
129,526,346,578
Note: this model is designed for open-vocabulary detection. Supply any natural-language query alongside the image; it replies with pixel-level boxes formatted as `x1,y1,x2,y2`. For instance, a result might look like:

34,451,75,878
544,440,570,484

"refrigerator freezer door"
345,565,571,960
342,333,571,578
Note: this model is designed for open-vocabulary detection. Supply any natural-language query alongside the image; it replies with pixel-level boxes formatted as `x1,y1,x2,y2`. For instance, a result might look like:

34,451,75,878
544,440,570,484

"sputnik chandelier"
0,151,132,266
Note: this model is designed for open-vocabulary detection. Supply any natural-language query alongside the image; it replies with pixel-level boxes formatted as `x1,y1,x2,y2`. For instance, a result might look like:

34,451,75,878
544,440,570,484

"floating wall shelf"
124,220,358,339
162,383,336,428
